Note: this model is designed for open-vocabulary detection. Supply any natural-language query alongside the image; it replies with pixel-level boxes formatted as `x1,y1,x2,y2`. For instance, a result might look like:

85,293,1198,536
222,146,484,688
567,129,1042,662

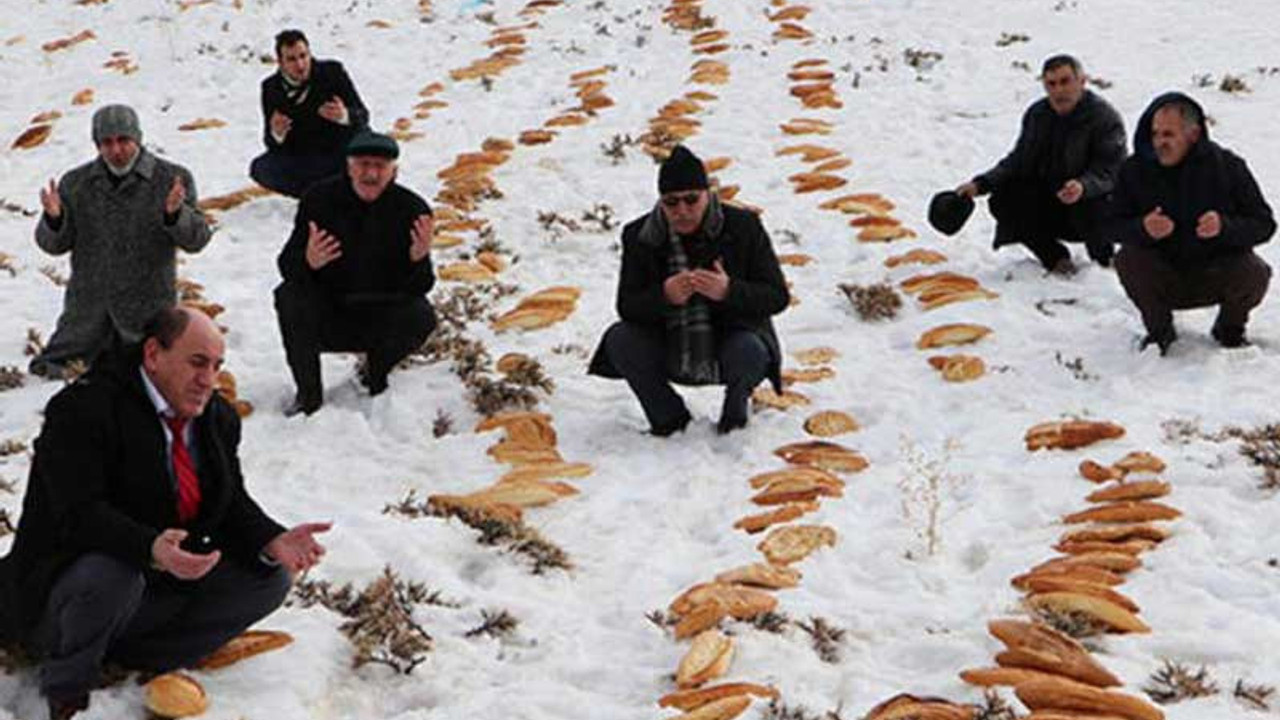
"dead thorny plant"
24,328,44,357
838,282,901,321
761,698,845,720
432,409,454,438
1144,659,1220,704
289,567,458,674
1234,679,1275,711
795,616,846,664
0,367,23,392
464,609,520,639
974,690,1019,720
898,436,965,559
1031,605,1107,639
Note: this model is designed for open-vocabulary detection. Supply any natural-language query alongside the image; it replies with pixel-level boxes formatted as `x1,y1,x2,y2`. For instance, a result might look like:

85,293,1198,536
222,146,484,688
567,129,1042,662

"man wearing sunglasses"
589,145,790,435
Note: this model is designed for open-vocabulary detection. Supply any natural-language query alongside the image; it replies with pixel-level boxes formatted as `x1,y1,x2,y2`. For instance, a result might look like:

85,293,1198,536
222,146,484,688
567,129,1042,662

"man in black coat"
1107,92,1274,354
274,130,436,416
589,146,790,436
248,29,370,198
957,54,1127,274
0,307,330,719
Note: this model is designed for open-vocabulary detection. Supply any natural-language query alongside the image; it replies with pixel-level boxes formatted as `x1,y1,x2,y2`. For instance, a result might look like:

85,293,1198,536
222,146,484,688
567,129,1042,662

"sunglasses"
661,192,703,208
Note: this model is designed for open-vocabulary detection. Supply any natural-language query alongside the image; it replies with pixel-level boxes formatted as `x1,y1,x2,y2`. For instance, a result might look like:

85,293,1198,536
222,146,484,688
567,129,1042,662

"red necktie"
164,416,201,524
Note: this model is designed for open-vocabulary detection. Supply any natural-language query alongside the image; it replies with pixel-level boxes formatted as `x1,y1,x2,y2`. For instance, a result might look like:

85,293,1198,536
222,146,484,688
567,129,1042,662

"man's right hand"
1143,206,1175,240
152,528,221,581
270,111,292,140
663,272,695,306
955,181,979,199
39,179,60,219
305,221,342,269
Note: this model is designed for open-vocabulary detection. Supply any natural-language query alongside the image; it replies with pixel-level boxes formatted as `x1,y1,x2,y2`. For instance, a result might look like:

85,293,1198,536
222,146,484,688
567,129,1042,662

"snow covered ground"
2,0,1279,718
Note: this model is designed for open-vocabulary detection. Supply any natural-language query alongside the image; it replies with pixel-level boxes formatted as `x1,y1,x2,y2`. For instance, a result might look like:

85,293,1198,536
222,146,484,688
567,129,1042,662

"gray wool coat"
33,149,211,365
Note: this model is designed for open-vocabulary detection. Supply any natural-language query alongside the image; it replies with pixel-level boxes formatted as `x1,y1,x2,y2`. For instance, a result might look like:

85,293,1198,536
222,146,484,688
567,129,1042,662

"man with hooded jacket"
1107,92,1273,354
588,145,789,436
956,54,1126,274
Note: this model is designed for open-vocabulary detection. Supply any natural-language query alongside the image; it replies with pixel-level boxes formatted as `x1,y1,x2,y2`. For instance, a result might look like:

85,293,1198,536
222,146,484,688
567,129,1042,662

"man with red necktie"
0,306,330,719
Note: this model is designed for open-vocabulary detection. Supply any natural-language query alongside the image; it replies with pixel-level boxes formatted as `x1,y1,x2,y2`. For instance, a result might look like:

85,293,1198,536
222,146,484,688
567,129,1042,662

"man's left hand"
1056,179,1084,205
165,177,186,215
1196,210,1222,239
690,259,730,301
265,522,332,575
318,96,349,125
409,214,434,262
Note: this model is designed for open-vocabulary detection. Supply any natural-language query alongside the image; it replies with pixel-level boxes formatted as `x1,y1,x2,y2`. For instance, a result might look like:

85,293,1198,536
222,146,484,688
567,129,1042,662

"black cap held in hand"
346,130,400,160
658,145,709,194
928,190,975,236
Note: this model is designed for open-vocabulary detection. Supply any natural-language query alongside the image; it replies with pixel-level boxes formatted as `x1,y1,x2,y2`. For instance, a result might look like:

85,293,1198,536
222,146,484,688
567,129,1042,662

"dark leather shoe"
1211,323,1248,348
1140,328,1177,356
48,693,89,720
283,393,322,417
715,414,748,435
649,410,692,438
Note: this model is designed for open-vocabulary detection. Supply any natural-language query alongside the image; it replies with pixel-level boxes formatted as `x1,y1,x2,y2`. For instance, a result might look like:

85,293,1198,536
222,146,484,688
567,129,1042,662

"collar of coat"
89,148,156,182
636,192,727,248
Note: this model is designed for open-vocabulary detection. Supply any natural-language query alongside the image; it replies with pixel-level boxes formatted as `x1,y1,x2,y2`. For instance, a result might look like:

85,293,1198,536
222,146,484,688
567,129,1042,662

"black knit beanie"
658,145,709,194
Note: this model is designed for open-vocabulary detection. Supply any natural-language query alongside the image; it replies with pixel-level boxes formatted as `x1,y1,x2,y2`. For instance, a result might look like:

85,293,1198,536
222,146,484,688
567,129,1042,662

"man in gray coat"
29,104,212,379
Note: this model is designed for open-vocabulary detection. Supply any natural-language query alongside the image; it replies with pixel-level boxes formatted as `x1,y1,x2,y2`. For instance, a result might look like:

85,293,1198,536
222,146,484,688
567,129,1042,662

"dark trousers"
1115,245,1272,335
33,553,290,700
274,280,436,403
600,321,770,430
249,152,344,199
989,182,1112,268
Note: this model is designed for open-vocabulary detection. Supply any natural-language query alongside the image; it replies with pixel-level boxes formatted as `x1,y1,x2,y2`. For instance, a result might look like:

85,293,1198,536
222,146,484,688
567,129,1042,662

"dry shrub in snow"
289,567,456,674
839,282,901,321
1144,660,1220,704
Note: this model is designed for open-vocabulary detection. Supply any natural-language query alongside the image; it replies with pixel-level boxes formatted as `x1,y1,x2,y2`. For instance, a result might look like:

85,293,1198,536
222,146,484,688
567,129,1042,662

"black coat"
588,203,790,390
278,176,436,303
0,348,286,644
1105,92,1275,270
975,90,1127,201
260,59,369,156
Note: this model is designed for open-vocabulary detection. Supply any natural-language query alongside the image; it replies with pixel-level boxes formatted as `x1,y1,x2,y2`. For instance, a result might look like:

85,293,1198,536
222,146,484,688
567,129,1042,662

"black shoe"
716,414,748,435
1140,328,1177,356
283,393,322,417
1211,323,1248,348
649,411,692,438
358,366,389,396
48,693,89,720
1049,257,1078,277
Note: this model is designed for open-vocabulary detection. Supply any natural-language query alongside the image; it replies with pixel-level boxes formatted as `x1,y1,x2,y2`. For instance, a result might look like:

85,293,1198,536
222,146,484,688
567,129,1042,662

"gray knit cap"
91,104,142,145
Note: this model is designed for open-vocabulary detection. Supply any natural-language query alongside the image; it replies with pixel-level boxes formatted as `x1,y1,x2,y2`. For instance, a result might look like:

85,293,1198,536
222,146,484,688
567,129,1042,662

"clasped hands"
663,259,729,306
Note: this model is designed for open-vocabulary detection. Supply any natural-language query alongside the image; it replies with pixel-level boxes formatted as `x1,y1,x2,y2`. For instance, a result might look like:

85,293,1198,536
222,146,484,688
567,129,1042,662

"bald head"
142,306,225,418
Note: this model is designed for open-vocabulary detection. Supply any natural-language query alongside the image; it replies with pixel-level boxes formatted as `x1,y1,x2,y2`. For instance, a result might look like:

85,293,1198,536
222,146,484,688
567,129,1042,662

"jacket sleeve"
212,409,287,561
1078,108,1127,199
39,390,158,569
974,107,1035,195
164,166,212,253
1104,162,1155,247
404,200,436,295
333,62,369,131
261,79,280,150
616,231,669,325
278,196,315,283
1218,154,1276,249
720,216,790,318
34,175,75,255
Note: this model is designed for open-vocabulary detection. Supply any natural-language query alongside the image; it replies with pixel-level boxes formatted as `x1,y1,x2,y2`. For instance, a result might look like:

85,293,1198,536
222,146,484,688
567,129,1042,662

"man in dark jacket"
29,105,211,379
957,54,1127,274
248,29,369,198
274,131,436,416
1108,92,1274,354
589,146,790,436
0,307,330,719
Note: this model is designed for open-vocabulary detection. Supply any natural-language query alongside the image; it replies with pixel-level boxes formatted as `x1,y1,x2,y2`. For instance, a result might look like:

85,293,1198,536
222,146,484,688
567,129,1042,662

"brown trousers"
1115,245,1271,335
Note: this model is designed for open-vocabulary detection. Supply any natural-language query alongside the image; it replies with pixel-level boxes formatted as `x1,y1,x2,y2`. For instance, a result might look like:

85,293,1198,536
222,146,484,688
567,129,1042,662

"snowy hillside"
2,0,1279,719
